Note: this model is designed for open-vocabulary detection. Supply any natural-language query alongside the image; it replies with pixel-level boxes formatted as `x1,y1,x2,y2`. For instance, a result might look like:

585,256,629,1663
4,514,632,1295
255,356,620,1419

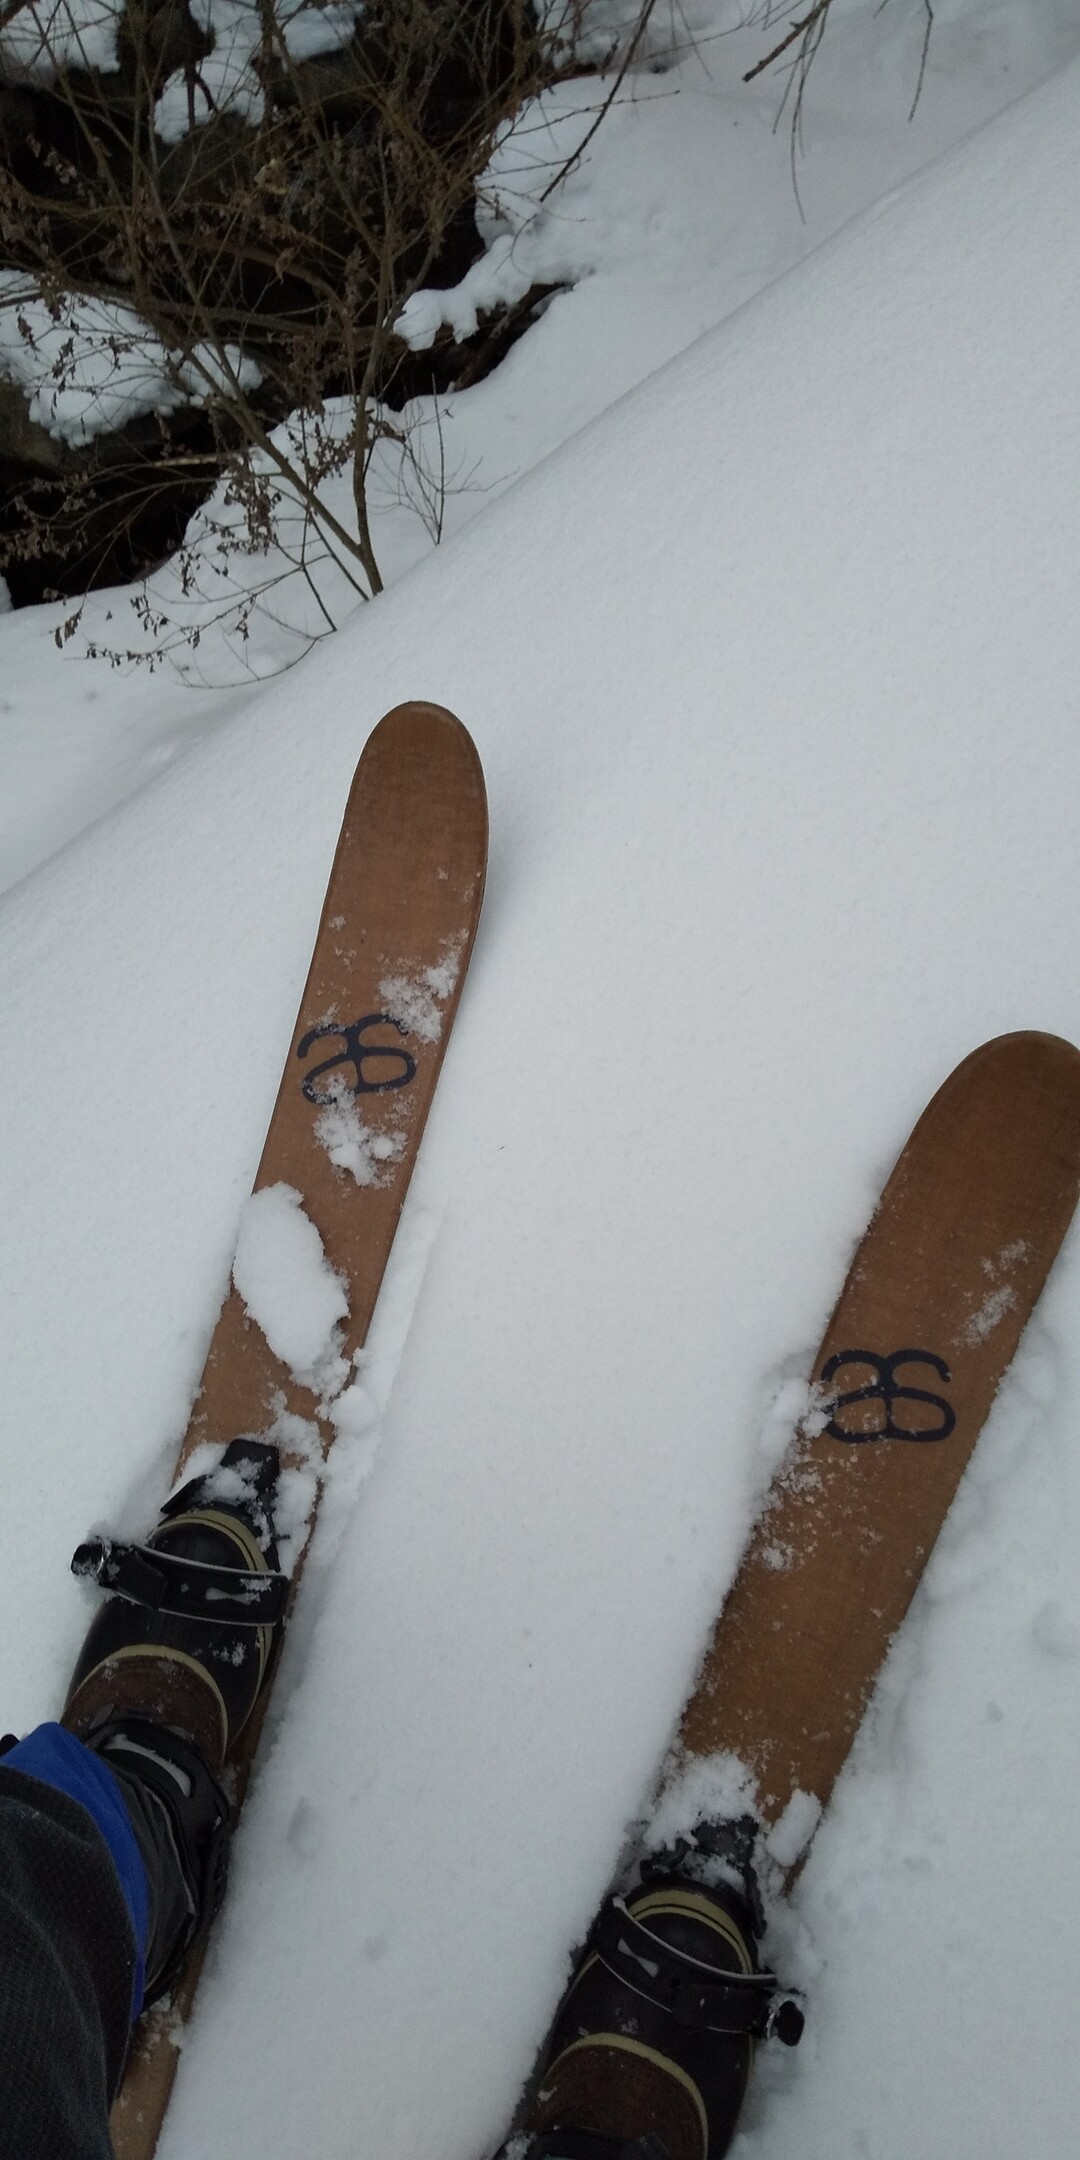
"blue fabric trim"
5,1722,148,2018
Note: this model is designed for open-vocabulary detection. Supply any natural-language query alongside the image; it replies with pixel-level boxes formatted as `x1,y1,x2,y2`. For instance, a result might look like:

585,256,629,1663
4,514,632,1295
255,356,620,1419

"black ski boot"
62,1438,289,2003
506,1821,802,2160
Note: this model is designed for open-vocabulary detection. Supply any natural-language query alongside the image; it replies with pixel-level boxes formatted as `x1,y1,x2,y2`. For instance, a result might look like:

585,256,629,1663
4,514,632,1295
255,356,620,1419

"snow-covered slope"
3,47,1080,2160
4,0,1080,886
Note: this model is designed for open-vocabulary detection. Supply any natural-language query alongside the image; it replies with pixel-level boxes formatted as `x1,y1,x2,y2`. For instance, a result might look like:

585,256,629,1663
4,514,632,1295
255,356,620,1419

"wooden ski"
107,701,487,2158
677,1031,1080,1847
500,1033,1080,2160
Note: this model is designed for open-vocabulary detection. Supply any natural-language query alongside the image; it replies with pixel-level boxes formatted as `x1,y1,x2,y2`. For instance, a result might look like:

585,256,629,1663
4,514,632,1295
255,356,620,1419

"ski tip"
910,1032,1080,1174
355,702,487,838
945,1029,1080,1091
977,1029,1080,1058
365,698,482,763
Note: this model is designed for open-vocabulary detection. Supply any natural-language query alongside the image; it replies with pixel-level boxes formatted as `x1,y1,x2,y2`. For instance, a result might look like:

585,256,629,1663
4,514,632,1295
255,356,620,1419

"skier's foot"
62,1438,288,2002
506,1822,801,2160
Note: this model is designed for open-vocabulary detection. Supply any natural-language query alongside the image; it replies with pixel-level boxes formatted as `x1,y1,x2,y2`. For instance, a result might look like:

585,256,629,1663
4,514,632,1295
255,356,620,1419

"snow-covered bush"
0,1,659,625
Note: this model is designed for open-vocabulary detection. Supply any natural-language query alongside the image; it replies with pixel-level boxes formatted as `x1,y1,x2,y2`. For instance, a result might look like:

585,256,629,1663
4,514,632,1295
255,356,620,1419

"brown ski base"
105,704,487,2160
677,1030,1080,1847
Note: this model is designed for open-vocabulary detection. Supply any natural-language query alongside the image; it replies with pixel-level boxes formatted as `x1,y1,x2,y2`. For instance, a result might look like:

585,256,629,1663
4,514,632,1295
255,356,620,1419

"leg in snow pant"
0,1724,149,2160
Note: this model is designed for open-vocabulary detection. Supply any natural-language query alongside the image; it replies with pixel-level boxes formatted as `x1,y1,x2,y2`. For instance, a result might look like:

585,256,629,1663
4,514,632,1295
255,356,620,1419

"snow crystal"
760,1539,793,1572
959,1282,1019,1346
765,1789,823,1873
378,942,462,1044
644,1749,761,1857
232,1183,348,1383
958,1242,1030,1344
315,1086,405,1186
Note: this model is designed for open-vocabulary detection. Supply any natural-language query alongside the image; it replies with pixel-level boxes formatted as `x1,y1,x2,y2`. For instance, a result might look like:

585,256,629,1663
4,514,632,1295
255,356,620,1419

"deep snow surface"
5,0,1080,872
3,19,1080,2160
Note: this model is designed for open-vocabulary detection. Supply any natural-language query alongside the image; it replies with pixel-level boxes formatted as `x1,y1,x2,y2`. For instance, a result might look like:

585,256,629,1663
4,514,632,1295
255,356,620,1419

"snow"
315,1089,405,1186
232,1183,348,1388
152,0,366,143
3,5,1080,2159
0,276,261,447
0,0,363,112
179,1426,324,1579
379,952,462,1043
0,0,123,82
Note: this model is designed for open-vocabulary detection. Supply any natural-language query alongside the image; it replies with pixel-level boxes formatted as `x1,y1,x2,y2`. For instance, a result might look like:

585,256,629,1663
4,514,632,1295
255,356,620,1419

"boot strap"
71,1535,289,1626
593,1897,804,2045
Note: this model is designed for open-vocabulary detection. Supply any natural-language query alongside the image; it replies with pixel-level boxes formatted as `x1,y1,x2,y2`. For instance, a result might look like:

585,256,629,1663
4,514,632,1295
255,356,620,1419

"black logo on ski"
818,1349,956,1443
297,1015,417,1104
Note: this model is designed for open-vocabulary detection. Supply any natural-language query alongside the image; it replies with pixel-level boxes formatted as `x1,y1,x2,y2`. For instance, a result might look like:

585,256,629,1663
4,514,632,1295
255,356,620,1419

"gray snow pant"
0,1764,134,2158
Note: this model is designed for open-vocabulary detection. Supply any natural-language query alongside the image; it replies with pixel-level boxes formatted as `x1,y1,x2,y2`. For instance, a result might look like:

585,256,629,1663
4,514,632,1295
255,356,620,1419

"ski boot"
505,1820,802,2160
62,1437,289,2003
